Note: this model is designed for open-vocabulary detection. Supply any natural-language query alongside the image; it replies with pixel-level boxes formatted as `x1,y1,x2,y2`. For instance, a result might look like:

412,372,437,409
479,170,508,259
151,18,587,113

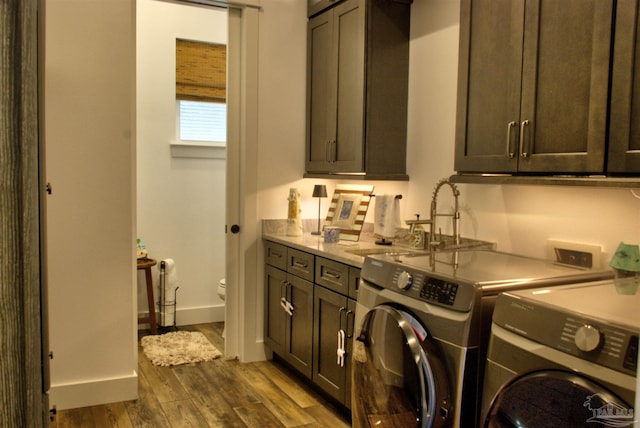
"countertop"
262,231,407,268
262,219,495,268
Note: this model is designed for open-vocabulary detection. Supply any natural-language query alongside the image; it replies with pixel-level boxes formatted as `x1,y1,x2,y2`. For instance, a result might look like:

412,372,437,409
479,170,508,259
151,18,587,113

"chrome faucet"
429,178,461,248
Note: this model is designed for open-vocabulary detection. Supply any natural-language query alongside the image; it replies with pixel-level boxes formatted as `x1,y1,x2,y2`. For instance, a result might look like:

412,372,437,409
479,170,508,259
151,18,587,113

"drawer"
264,240,287,270
287,248,315,282
315,256,350,295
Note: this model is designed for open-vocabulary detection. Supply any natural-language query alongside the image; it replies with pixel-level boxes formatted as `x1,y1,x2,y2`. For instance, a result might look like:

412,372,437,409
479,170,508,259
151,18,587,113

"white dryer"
482,280,638,427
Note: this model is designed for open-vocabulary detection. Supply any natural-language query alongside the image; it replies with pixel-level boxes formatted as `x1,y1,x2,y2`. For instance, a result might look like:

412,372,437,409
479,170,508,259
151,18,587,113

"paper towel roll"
374,195,401,238
161,258,178,294
159,258,178,327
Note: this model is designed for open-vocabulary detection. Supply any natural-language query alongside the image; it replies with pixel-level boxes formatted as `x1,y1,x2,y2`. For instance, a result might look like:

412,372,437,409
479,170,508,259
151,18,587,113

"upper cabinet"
455,0,617,176
305,0,411,180
609,0,640,174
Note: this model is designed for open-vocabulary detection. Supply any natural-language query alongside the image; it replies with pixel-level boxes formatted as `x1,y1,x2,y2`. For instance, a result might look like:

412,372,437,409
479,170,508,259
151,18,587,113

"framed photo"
323,184,374,241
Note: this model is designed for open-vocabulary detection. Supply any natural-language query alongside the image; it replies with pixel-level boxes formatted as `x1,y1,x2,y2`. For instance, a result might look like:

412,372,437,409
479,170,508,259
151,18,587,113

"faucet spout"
429,178,461,248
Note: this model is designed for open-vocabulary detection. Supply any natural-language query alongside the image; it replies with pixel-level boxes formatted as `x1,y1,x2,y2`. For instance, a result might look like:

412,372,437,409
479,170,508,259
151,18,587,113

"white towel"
374,195,401,238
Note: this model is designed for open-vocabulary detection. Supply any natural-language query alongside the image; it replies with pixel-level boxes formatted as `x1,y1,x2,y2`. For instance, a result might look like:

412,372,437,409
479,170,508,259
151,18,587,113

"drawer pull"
323,269,341,281
270,251,283,259
293,260,308,269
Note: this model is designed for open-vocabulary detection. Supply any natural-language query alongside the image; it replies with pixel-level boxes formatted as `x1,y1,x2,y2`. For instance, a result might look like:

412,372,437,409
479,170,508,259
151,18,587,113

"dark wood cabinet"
264,239,361,408
609,0,640,174
312,286,355,408
264,241,314,379
455,0,614,175
305,0,410,180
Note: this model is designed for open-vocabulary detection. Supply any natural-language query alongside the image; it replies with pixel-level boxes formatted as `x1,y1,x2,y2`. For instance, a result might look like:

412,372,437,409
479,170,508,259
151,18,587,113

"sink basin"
344,247,427,257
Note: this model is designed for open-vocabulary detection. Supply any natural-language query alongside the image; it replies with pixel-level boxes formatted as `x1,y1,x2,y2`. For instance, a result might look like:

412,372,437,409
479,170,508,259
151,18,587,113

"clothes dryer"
482,280,638,427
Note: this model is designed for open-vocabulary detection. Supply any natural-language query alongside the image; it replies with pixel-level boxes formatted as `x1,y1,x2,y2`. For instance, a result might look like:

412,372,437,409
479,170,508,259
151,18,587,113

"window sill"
170,142,226,159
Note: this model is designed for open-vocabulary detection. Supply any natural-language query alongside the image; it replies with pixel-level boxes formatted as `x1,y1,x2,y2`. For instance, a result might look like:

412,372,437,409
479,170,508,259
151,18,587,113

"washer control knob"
575,325,601,352
397,271,413,290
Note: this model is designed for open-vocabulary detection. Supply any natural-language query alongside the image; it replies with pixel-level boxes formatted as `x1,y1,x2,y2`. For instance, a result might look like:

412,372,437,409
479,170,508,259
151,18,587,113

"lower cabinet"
264,245,314,379
264,239,360,409
313,285,355,408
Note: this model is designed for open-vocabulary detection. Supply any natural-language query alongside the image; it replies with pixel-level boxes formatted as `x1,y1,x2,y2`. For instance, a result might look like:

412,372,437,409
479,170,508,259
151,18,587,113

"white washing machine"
481,280,638,427
351,250,613,428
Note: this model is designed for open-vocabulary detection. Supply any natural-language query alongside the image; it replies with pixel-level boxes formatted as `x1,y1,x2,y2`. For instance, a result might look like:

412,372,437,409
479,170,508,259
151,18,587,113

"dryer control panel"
493,292,638,376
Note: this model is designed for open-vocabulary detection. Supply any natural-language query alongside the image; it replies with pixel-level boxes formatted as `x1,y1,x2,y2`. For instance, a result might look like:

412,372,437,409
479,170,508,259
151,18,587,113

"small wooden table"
137,258,158,334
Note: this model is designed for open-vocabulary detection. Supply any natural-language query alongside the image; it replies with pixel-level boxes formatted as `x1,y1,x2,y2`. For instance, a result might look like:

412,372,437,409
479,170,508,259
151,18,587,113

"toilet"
218,278,226,337
217,278,226,301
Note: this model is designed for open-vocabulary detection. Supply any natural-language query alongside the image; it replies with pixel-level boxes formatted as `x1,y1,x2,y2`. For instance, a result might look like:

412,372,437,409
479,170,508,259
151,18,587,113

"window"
178,100,226,143
175,39,227,149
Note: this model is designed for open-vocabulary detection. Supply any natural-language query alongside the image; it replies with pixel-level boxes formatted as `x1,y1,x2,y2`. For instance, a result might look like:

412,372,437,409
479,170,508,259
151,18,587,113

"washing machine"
481,279,638,427
351,249,613,428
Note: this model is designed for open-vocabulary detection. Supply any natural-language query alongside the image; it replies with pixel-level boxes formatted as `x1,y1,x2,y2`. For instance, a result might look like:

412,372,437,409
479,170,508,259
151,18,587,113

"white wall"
258,0,640,264
45,0,137,410
136,0,227,326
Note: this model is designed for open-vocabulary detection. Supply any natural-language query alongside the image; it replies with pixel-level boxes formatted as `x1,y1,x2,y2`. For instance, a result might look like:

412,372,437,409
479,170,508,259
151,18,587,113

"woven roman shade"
176,39,226,103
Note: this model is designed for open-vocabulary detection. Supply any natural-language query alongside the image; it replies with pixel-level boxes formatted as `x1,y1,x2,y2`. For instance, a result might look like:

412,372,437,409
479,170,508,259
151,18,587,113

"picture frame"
323,184,374,241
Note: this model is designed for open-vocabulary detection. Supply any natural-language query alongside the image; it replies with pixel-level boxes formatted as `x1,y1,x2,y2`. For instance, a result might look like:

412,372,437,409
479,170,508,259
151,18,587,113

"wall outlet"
546,240,602,270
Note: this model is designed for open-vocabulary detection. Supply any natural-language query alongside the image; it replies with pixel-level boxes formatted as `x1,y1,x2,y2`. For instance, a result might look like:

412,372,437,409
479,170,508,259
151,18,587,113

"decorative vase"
287,188,303,236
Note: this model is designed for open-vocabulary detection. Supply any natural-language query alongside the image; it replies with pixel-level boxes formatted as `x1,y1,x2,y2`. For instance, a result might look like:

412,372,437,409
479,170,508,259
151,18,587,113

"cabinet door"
285,274,314,379
307,9,334,172
518,0,612,173
332,0,364,172
609,0,640,173
264,265,287,355
456,0,612,174
455,0,525,173
306,0,364,173
313,286,352,404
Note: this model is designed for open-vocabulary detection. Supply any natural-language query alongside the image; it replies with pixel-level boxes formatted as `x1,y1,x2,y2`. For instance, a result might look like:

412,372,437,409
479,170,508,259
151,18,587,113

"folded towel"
374,195,401,238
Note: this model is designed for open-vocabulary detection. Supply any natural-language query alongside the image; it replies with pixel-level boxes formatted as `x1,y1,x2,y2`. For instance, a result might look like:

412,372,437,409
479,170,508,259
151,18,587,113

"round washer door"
351,305,450,428
484,370,634,428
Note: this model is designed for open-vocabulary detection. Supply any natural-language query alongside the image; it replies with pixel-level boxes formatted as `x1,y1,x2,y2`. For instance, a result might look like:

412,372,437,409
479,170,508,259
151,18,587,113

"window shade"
176,39,226,103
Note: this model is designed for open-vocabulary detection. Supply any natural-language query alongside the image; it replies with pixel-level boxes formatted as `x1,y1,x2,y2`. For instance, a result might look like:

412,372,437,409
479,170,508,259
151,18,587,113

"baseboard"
138,304,225,330
49,371,138,411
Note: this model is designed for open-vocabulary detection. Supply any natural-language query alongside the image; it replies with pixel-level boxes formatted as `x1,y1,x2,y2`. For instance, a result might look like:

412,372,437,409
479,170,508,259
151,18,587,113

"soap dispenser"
410,214,426,249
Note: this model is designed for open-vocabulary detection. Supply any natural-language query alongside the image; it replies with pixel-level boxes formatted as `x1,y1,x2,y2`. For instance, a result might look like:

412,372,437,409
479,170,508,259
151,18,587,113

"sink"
344,238,495,258
344,247,427,257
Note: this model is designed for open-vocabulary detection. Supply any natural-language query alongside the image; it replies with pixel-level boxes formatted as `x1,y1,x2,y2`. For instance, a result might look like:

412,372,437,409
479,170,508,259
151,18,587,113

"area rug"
140,331,222,367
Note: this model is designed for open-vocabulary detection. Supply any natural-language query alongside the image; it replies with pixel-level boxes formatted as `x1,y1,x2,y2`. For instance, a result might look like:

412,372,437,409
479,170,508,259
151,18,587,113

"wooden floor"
51,323,351,427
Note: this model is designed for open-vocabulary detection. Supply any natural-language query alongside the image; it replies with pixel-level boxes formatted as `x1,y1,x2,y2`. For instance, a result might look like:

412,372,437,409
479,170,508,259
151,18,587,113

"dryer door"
352,305,450,428
484,370,634,427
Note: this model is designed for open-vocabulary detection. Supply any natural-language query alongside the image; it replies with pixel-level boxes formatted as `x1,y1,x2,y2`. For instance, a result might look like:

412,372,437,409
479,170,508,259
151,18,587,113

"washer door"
352,305,450,428
484,370,634,428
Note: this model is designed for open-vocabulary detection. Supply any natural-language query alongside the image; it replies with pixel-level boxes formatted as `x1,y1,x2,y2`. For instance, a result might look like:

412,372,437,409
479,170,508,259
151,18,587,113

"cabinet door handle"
330,140,336,164
519,120,530,158
345,309,354,339
506,121,517,158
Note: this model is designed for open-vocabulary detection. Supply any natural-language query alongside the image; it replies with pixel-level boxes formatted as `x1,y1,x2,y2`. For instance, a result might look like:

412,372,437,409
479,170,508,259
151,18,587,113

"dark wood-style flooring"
50,322,351,427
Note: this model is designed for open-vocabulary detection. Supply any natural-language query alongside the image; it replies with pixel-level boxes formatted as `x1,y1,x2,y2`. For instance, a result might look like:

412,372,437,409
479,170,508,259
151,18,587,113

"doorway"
136,1,228,335
137,0,262,361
